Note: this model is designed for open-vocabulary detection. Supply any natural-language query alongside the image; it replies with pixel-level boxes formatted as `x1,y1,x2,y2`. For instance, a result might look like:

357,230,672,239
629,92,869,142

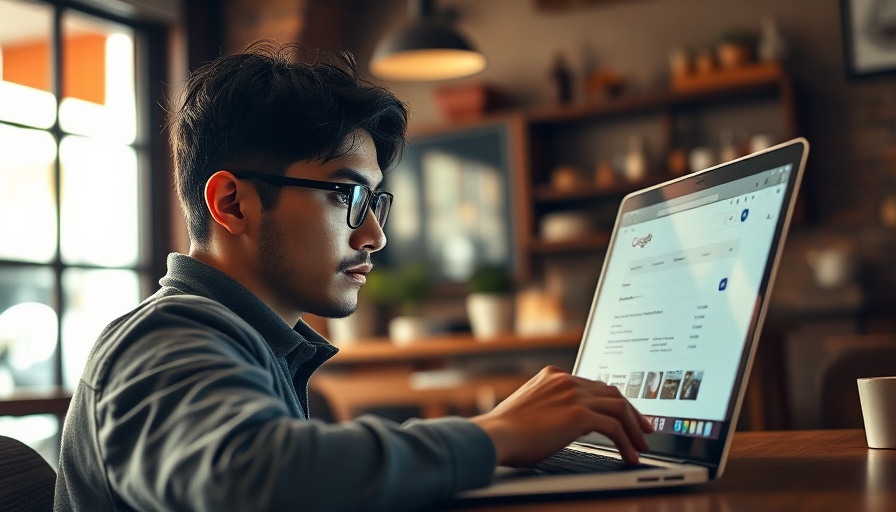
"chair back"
0,435,56,512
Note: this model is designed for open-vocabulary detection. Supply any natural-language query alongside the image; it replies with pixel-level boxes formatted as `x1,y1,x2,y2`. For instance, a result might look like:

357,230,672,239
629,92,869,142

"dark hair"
167,40,409,246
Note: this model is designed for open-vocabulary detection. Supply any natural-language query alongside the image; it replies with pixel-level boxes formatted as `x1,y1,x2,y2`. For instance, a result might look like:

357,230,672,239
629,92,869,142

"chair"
0,435,57,512
818,339,896,429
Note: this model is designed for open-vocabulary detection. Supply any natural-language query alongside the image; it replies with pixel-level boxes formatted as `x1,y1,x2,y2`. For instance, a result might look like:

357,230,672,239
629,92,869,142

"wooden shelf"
528,233,612,254
408,64,787,135
533,175,671,203
526,63,786,126
326,331,582,366
671,62,785,96
0,388,71,417
527,93,668,124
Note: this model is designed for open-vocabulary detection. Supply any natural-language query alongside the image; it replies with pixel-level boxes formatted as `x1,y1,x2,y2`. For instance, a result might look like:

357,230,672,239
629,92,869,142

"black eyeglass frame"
232,171,393,229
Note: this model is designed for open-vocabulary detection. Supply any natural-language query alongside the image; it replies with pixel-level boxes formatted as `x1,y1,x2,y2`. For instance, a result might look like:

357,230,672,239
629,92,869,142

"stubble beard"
257,213,359,319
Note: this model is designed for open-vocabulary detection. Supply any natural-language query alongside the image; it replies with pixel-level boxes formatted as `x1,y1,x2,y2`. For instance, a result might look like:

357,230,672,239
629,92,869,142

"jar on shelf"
669,45,692,80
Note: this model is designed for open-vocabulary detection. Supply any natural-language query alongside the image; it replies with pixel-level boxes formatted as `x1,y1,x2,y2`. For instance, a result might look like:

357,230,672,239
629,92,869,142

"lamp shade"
370,18,486,81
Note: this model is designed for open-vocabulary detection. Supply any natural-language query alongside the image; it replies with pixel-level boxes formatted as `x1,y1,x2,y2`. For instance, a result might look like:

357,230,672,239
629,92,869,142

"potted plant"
466,265,515,340
363,264,431,345
717,29,756,69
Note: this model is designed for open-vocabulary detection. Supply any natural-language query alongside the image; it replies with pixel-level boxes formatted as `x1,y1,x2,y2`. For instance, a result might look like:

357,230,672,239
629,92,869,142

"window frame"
0,0,173,409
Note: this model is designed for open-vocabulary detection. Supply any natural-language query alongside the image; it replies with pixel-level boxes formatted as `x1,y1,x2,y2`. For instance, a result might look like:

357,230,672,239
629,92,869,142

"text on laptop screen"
575,164,792,436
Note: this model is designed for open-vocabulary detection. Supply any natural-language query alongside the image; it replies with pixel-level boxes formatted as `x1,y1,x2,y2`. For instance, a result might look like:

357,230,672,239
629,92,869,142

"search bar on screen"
657,194,719,217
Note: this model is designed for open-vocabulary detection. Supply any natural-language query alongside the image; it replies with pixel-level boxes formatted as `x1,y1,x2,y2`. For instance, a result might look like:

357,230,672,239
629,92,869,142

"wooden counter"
439,429,896,511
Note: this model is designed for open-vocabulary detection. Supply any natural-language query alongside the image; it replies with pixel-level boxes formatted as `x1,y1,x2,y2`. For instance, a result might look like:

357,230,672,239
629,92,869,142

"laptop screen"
572,139,807,468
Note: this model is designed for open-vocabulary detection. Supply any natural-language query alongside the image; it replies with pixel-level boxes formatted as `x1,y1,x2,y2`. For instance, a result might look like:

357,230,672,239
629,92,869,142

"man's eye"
333,192,351,206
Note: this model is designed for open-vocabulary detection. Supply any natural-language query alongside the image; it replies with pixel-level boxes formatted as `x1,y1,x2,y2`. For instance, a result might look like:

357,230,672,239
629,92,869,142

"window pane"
0,0,56,128
0,415,60,469
60,135,140,266
0,125,57,263
59,12,136,144
62,268,141,390
0,266,56,395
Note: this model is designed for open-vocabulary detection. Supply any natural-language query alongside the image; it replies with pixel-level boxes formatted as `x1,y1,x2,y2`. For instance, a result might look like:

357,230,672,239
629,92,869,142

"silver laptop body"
461,137,809,499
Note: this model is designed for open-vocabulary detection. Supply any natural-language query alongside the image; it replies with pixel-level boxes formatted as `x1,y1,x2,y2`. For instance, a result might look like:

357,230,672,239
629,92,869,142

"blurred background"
2,0,896,466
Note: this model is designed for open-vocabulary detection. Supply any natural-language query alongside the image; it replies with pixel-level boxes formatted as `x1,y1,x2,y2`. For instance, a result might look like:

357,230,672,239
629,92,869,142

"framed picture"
841,0,896,77
380,122,516,285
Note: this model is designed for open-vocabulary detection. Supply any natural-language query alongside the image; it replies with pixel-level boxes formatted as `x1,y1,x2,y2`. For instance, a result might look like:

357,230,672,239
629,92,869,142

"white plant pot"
388,316,428,346
466,293,514,340
325,301,376,345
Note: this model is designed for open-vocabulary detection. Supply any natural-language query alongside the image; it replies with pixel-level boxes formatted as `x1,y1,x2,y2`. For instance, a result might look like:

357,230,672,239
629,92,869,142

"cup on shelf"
749,133,775,153
688,147,715,173
550,165,585,191
858,376,896,449
540,212,591,241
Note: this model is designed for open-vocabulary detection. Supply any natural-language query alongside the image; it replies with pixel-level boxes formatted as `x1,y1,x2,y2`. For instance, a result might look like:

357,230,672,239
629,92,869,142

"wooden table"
439,429,896,511
0,388,70,418
312,332,581,421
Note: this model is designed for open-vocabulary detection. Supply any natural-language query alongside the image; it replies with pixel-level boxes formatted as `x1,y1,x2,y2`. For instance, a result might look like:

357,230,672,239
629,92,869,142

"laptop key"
529,448,659,475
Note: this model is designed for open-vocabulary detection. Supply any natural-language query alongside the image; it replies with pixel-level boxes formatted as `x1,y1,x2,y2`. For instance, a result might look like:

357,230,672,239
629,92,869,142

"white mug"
858,376,896,449
806,248,854,289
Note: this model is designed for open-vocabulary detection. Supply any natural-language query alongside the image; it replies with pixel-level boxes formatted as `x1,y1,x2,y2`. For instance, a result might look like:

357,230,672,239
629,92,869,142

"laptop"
459,137,809,499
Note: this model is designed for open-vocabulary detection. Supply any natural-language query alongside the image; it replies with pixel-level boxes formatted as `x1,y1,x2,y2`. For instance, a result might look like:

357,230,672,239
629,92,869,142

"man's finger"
587,414,641,464
585,397,650,452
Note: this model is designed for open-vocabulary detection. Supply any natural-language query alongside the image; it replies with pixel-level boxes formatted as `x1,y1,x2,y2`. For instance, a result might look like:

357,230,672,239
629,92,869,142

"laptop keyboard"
529,448,659,475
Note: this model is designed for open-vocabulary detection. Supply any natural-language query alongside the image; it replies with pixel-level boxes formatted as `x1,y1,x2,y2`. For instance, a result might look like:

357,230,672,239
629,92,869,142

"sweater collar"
158,253,338,362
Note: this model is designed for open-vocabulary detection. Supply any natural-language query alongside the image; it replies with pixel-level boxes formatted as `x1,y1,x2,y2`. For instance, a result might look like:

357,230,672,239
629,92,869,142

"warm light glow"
62,268,140,390
0,80,56,128
0,415,58,449
60,135,139,267
59,32,135,143
0,302,58,371
370,49,486,81
0,124,58,262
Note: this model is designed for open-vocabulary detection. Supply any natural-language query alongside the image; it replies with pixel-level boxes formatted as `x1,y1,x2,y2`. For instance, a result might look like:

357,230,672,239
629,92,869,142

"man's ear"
204,171,256,236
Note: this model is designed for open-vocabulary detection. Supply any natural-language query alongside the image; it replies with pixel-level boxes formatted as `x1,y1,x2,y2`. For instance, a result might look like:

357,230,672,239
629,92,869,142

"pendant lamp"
370,0,486,81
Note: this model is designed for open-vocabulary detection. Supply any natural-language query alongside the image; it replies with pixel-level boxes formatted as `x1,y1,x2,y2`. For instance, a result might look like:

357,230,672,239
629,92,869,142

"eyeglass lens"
375,194,391,227
348,187,392,229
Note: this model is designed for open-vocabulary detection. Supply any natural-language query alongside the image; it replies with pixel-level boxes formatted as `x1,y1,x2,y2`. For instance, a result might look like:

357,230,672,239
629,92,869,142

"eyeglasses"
233,171,393,230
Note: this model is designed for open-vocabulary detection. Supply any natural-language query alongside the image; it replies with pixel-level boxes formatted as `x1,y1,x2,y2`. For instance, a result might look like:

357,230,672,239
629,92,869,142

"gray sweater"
54,253,496,511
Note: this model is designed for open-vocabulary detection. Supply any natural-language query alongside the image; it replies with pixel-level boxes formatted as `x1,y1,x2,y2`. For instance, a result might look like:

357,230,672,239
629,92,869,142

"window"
0,0,163,465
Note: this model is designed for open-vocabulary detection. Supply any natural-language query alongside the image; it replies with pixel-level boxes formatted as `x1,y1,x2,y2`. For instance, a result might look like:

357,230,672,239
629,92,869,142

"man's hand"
470,366,653,467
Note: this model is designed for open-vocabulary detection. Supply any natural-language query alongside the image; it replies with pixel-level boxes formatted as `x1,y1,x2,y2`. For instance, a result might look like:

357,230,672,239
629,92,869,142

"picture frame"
841,0,896,77
380,121,517,285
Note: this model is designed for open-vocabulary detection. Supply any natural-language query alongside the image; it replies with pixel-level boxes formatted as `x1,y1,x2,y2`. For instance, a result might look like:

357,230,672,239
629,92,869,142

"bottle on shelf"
548,53,574,105
758,16,788,63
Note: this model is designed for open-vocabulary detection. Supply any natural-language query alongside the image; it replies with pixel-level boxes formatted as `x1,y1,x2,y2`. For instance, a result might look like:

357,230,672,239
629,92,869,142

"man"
55,41,652,511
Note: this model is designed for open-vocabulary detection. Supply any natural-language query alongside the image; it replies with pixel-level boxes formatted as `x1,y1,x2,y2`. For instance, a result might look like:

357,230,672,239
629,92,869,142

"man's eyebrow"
327,167,380,189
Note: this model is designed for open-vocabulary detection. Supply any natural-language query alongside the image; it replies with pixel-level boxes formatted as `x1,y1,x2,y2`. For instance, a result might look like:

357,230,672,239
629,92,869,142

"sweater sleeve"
96,304,496,512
